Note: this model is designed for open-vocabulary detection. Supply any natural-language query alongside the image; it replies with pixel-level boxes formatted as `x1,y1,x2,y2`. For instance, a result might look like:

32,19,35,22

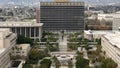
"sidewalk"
59,35,67,52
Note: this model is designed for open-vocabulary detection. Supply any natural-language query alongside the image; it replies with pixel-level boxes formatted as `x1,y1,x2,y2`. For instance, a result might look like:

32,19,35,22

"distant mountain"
0,0,120,6
109,3,120,6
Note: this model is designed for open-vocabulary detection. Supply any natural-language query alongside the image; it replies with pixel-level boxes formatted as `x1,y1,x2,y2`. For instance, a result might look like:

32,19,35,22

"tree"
43,48,50,56
95,38,101,45
68,60,73,68
102,58,118,68
53,56,61,68
29,48,40,60
29,48,44,64
17,35,33,46
22,64,33,68
40,58,52,68
33,39,39,46
76,55,89,68
46,42,59,52
9,53,18,60
29,48,45,60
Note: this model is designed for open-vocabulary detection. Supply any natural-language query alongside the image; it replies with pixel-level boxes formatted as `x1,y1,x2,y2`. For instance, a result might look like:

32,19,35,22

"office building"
0,28,17,68
101,31,120,67
0,21,43,41
40,0,84,32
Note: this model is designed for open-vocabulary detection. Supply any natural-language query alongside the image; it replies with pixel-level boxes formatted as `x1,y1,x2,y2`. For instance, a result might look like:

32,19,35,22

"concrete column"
39,27,41,41
25,27,26,37
34,27,36,41
15,27,17,33
20,27,22,35
30,27,31,38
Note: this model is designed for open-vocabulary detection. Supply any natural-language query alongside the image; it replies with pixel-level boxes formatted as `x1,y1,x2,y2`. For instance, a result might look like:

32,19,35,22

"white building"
113,14,120,30
0,21,43,41
0,28,17,68
101,31,120,68
88,14,98,20
84,30,111,40
12,44,31,57
98,14,113,22
98,13,120,22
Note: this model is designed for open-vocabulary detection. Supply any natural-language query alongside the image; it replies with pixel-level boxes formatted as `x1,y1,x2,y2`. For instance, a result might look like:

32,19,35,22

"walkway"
83,49,89,59
59,34,68,52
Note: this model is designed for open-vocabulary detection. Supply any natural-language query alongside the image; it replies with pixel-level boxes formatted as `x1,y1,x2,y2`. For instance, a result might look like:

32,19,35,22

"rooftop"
98,13,120,18
104,31,120,49
0,28,10,32
0,21,43,27
0,48,5,55
18,44,30,50
84,30,112,35
41,1,84,6
55,0,69,2
113,14,120,19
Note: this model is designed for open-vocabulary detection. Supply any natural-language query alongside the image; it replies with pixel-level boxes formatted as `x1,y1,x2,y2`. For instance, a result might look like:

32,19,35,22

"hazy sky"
0,0,120,5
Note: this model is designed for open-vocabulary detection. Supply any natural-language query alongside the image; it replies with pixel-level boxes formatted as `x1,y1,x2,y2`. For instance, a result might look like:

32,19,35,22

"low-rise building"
84,30,111,40
12,44,31,58
98,13,120,22
0,21,43,41
0,28,17,68
98,14,113,22
101,31,120,67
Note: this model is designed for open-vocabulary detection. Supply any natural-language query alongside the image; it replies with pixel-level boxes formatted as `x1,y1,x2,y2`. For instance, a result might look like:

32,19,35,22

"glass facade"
31,27,34,37
0,27,41,41
21,27,25,36
40,2,84,31
26,27,30,37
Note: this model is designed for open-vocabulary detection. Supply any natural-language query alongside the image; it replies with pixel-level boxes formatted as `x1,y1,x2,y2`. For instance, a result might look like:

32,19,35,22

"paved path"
59,34,68,52
83,49,89,59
